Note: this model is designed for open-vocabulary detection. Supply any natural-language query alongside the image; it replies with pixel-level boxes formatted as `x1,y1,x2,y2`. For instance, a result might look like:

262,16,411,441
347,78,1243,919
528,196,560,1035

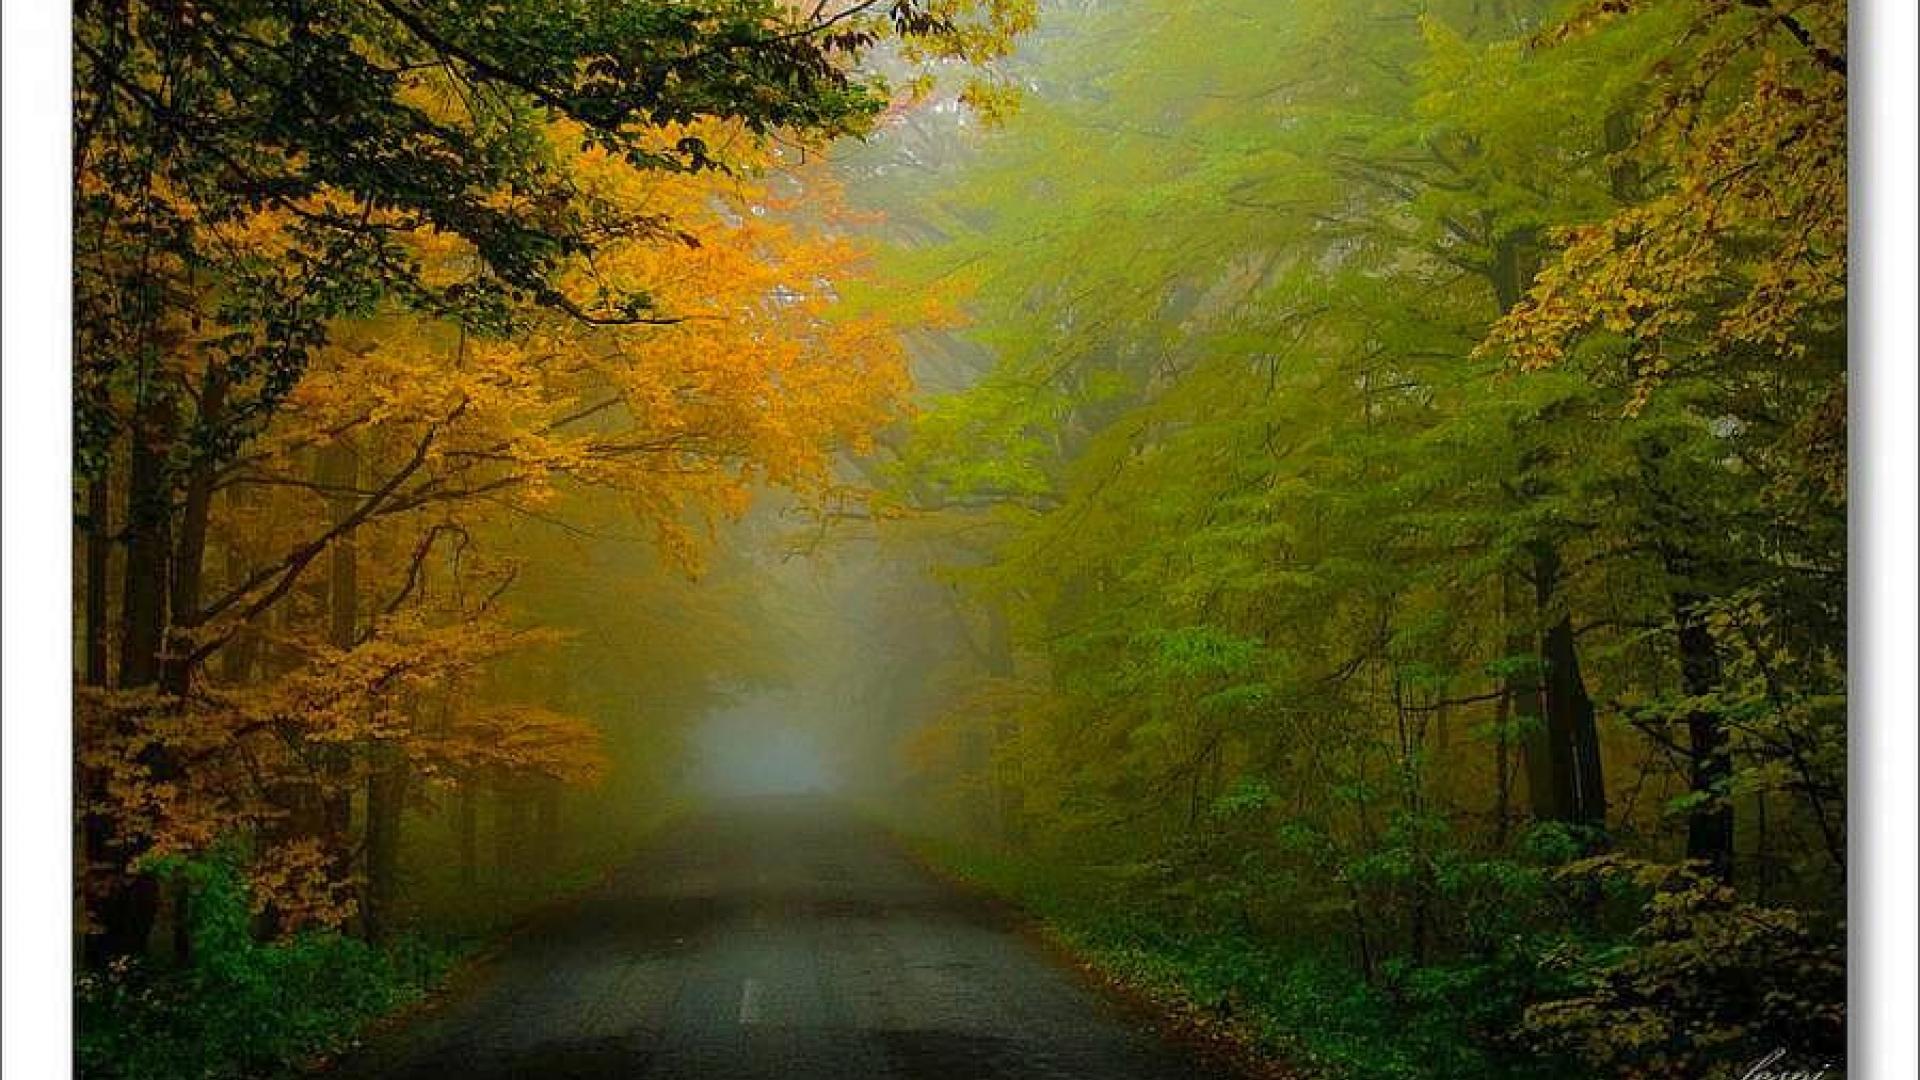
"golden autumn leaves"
1483,0,1847,419
78,115,913,933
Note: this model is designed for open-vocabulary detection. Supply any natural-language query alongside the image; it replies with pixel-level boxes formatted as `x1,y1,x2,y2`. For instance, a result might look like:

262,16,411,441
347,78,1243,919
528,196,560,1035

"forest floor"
327,796,1251,1080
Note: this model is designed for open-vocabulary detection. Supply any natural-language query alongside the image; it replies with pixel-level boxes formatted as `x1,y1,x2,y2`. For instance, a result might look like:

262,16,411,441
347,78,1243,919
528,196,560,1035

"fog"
652,108,1003,813
690,695,838,797
664,498,973,812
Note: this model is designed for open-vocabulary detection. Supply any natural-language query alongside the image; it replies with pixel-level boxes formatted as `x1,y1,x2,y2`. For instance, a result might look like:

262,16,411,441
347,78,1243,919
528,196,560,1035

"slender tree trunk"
1534,542,1606,831
1505,570,1554,823
983,603,1014,845
151,368,232,964
1391,681,1434,966
318,439,358,861
1675,590,1733,879
161,364,227,696
1344,878,1376,986
1637,439,1735,879
79,469,113,964
1493,680,1513,847
458,785,479,888
1488,237,1604,835
88,390,177,963
496,784,530,873
251,442,362,934
534,780,562,870
84,474,112,686
217,495,261,686
364,750,406,943
118,391,175,690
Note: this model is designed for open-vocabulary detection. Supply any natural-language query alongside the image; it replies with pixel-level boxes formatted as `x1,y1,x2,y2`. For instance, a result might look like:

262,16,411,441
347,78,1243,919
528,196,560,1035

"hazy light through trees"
691,696,838,798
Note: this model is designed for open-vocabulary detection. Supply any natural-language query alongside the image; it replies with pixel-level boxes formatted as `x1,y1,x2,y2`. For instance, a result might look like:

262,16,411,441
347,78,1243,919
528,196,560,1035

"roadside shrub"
1522,857,1844,1078
75,848,455,1080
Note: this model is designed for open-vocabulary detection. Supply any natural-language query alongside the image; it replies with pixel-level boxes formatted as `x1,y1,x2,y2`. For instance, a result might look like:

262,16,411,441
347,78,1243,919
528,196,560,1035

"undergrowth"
75,849,459,1080
904,835,1574,1080
76,807,670,1080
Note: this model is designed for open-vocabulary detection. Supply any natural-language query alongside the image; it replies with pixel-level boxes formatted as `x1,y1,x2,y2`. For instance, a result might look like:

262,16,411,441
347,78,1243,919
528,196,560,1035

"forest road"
333,795,1245,1080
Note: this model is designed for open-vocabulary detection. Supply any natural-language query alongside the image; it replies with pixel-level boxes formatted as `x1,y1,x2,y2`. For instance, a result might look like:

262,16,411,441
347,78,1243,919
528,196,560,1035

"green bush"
76,850,459,1080
1521,857,1845,1079
909,830,1580,1080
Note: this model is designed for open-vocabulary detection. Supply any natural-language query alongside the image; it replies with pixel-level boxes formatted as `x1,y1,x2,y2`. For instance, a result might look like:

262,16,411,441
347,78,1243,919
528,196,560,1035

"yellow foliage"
80,111,913,931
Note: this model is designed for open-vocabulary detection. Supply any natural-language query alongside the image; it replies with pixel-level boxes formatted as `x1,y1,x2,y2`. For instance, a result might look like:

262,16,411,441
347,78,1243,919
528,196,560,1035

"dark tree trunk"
1493,678,1513,847
87,390,178,964
216,482,259,684
322,442,359,650
118,391,175,690
318,439,359,855
1486,237,1601,838
1637,438,1735,880
161,363,227,698
1505,571,1553,823
534,780,562,870
458,785,479,888
1675,590,1733,879
496,784,530,873
1525,543,1606,831
79,473,113,965
84,474,112,686
1512,541,1605,826
363,752,406,943
150,368,231,966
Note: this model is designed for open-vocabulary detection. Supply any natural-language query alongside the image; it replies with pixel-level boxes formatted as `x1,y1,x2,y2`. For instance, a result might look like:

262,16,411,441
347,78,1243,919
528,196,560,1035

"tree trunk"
458,784,479,888
983,603,1014,844
534,780,562,870
1675,590,1733,879
363,751,406,943
79,472,113,964
87,390,178,964
118,391,175,690
217,506,261,686
148,367,233,964
496,784,530,873
1493,679,1513,847
1512,541,1605,826
318,439,359,857
255,441,361,935
1525,543,1606,831
1637,439,1734,879
1487,236,1601,837
161,363,228,698
84,474,112,686
1505,570,1553,823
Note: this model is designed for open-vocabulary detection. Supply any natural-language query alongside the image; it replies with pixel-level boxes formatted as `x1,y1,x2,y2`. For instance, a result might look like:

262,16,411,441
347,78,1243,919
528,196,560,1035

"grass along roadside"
888,830,1547,1080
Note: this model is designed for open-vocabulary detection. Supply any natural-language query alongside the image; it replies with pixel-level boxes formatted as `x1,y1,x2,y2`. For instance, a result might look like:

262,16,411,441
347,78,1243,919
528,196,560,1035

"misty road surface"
337,797,1243,1080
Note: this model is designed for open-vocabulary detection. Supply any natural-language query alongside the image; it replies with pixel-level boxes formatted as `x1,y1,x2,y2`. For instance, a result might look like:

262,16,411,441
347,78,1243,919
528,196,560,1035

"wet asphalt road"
334,796,1239,1080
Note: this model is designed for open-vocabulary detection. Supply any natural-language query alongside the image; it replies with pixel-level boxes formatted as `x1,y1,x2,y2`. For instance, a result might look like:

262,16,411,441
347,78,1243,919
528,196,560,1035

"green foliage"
872,0,1846,1070
910,831,1584,1080
77,849,459,1080
1522,858,1845,1079
79,810,678,1080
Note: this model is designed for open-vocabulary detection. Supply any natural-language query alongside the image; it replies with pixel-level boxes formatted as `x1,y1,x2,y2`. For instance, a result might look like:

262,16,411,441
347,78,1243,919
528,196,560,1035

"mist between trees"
72,0,1845,1078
